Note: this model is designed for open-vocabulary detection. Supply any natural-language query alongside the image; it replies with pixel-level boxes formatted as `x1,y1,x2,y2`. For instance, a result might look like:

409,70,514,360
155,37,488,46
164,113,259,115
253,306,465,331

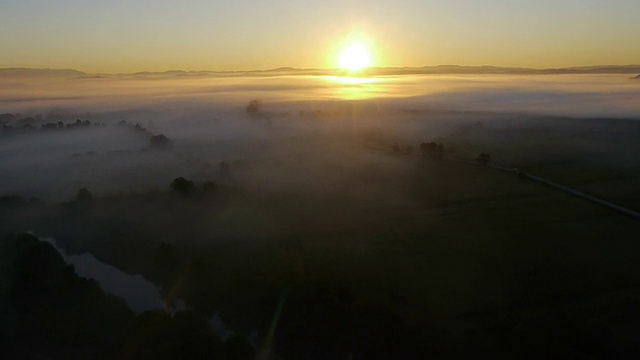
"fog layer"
2,72,640,200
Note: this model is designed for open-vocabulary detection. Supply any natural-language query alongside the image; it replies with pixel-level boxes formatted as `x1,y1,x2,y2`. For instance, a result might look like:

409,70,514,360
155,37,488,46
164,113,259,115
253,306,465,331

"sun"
338,43,371,72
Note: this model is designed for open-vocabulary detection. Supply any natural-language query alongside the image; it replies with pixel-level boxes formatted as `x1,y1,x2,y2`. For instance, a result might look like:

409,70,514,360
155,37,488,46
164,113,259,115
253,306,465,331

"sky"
1,0,639,73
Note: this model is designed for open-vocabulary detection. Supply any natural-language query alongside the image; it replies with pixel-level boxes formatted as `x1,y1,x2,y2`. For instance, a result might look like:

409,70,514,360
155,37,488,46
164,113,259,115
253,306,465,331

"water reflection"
41,237,165,314
40,236,237,339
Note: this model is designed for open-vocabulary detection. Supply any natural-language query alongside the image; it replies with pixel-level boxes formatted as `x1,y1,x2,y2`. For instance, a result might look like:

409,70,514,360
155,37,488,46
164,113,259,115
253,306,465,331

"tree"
170,177,196,197
76,188,93,202
0,113,15,125
246,99,262,116
41,123,59,130
201,181,217,194
419,142,445,160
1,233,136,359
150,134,171,148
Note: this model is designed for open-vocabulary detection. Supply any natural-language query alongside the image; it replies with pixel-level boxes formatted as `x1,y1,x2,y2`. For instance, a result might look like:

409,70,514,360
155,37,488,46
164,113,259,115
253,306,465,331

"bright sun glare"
338,43,371,72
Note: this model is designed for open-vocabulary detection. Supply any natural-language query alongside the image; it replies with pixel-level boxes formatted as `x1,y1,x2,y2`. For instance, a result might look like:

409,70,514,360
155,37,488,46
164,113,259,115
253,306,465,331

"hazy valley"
2,70,640,359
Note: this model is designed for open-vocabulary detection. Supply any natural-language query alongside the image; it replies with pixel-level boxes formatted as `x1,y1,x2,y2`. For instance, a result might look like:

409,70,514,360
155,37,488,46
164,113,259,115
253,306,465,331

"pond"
40,237,167,314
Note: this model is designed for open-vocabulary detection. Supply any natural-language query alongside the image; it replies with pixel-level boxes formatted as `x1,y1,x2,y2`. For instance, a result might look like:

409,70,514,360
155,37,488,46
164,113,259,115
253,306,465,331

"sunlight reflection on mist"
1,73,639,117
321,76,385,100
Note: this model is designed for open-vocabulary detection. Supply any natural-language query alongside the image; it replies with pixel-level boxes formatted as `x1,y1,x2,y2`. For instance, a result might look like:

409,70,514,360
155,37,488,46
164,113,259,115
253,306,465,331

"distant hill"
120,64,640,78
3,65,640,79
367,65,640,76
0,68,86,78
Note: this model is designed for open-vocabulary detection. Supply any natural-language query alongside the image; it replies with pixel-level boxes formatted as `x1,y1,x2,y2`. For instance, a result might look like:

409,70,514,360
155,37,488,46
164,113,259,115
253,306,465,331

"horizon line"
2,64,640,77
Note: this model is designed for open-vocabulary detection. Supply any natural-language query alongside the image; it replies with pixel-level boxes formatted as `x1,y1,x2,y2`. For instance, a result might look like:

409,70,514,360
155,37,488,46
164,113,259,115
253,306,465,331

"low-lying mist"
2,72,640,201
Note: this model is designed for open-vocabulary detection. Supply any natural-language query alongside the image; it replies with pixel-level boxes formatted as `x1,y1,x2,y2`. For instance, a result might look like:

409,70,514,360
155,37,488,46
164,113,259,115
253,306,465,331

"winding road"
365,143,640,221
451,157,640,221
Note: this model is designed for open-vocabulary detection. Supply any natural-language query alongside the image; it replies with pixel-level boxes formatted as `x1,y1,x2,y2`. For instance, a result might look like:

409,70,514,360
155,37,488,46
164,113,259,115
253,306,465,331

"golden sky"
1,0,639,73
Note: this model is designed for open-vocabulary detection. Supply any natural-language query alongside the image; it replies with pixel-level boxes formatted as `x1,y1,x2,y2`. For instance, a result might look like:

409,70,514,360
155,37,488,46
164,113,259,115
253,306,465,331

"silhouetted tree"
41,123,59,130
419,142,445,160
17,116,39,126
0,113,15,125
246,99,262,116
201,181,217,194
170,177,196,197
0,233,135,359
150,134,172,148
20,123,36,131
76,188,93,202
